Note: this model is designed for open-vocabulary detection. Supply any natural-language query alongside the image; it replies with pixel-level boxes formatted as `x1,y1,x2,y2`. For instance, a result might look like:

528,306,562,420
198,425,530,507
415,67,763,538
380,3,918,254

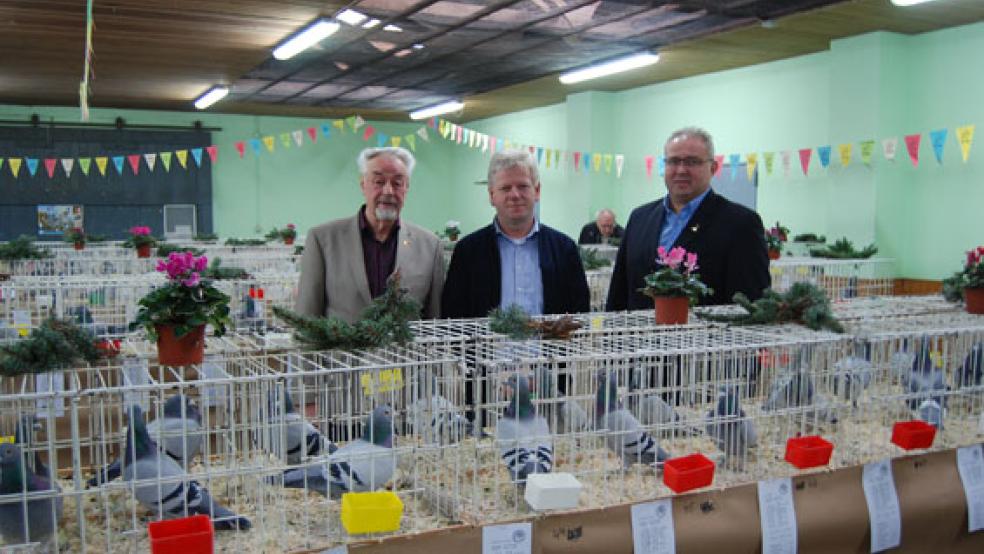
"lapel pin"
690,224,699,233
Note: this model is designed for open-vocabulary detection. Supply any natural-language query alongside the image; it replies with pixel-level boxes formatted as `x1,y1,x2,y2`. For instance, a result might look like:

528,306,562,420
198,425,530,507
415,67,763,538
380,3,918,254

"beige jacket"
295,215,444,323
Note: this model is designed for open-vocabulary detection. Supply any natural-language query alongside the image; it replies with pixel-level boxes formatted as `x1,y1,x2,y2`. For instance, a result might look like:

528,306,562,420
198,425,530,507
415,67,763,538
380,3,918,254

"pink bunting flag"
904,133,921,167
573,152,582,173
713,155,725,177
798,148,812,176
644,155,654,179
44,158,57,178
127,154,141,175
306,127,317,142
456,126,462,144
235,141,246,158
206,145,218,163
362,125,376,141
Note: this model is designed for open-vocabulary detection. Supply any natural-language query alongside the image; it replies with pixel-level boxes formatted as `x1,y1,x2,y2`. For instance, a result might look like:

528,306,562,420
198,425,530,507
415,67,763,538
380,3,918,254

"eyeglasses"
665,157,711,168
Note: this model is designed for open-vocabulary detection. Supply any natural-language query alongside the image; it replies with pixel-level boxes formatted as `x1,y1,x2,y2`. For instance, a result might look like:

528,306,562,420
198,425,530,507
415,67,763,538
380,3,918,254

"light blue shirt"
659,188,712,252
495,218,544,315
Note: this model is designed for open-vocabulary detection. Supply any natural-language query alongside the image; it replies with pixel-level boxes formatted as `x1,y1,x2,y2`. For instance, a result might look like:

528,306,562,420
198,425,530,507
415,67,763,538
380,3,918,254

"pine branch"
0,318,103,376
696,282,844,333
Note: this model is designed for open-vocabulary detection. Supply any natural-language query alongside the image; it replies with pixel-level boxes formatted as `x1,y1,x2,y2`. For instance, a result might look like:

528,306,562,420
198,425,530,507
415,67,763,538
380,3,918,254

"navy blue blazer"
441,222,590,319
606,190,771,310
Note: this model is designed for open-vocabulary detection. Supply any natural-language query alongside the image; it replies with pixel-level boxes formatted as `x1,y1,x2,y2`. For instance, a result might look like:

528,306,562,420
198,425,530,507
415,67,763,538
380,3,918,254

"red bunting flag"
44,158,57,178
306,127,317,142
127,154,141,175
573,152,582,172
713,155,724,177
798,148,812,176
235,141,246,158
904,133,921,167
644,155,654,179
362,125,376,141
206,145,218,163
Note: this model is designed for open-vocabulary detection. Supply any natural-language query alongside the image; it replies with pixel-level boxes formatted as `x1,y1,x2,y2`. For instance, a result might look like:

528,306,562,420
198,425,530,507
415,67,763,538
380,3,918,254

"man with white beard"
296,147,444,322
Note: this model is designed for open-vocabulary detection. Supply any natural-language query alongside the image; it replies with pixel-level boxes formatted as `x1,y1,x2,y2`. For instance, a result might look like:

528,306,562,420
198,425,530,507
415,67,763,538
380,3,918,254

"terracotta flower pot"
654,296,689,325
284,237,294,246
155,325,205,366
136,244,152,258
448,234,459,242
768,249,781,260
966,287,984,315
74,242,85,251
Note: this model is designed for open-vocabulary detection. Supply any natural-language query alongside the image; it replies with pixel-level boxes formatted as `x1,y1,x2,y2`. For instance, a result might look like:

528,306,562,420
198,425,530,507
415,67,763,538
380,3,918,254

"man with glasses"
606,127,770,309
296,147,444,322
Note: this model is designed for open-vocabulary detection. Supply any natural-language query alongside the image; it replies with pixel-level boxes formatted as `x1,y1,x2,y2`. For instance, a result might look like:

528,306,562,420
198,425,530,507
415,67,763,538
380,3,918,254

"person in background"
578,208,624,245
441,149,589,318
296,147,444,322
606,126,770,309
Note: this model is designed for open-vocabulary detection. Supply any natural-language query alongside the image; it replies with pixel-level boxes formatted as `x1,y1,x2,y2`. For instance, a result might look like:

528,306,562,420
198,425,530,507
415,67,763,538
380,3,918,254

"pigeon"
88,394,205,487
763,368,838,424
704,386,758,470
407,374,483,444
905,343,950,410
496,373,553,483
956,343,983,389
534,366,589,434
597,370,670,469
832,355,873,404
273,405,395,498
121,405,250,531
0,442,63,547
917,399,945,429
626,365,698,435
267,388,336,465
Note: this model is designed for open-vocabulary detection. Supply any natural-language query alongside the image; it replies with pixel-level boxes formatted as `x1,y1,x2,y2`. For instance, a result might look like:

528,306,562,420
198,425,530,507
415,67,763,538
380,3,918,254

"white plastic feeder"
524,473,583,511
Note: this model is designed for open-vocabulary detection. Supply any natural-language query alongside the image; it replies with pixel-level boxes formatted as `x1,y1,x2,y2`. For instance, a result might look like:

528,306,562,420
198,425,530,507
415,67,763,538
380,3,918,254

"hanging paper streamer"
729,154,740,180
44,158,57,179
279,133,291,148
9,158,22,178
904,134,921,167
205,145,218,164
235,141,246,158
929,129,947,164
838,144,852,168
956,124,975,162
111,156,124,175
746,153,758,182
798,149,812,176
190,148,203,167
859,140,875,166
175,150,188,169
249,139,261,155
126,155,140,175
262,136,275,152
78,158,91,176
376,132,389,147
307,127,319,142
159,152,172,172
816,146,831,169
362,125,376,141
291,130,304,147
144,153,157,172
763,152,775,176
882,137,898,162
713,155,724,177
615,154,625,178
781,151,791,177
95,157,108,176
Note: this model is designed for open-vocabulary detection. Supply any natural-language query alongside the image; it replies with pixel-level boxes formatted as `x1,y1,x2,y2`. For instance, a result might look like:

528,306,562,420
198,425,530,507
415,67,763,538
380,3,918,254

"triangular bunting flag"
190,148,203,167
126,154,140,175
26,158,39,177
763,152,775,175
781,151,791,177
545,149,552,168
496,138,503,152
44,158,57,178
417,127,429,141
175,150,188,169
307,127,318,142
603,154,613,174
467,129,476,148
591,153,601,172
405,135,416,151
363,125,376,141
332,119,345,132
205,145,217,164
144,153,157,172
729,154,740,180
235,141,246,158
353,115,366,130
111,156,124,175
320,124,331,139
644,155,654,179
279,133,291,148
9,158,22,178
859,140,875,165
658,156,665,177
573,152,582,173
456,126,463,144
160,152,172,172
346,116,358,131
262,136,275,152
438,120,448,138
798,149,812,176
882,137,898,161
817,146,831,169
930,129,947,164
95,157,108,176
956,125,975,162
537,147,545,165
746,153,758,181
390,136,401,148
78,158,91,175
904,134,921,167
376,132,389,147
838,144,852,168
714,155,725,177
615,154,625,178
0,159,3,173
249,138,261,155
482,134,489,152
292,130,304,147
428,117,437,129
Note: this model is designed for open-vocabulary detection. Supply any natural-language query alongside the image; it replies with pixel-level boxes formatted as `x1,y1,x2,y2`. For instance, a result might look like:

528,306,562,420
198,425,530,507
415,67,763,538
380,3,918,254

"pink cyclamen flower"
182,272,200,288
684,252,698,273
195,255,208,271
287,223,296,229
666,246,686,268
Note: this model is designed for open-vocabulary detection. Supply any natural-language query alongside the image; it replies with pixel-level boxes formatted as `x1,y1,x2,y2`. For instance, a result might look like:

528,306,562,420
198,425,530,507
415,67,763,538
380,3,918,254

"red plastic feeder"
148,515,214,554
664,453,715,493
785,435,834,469
891,420,937,450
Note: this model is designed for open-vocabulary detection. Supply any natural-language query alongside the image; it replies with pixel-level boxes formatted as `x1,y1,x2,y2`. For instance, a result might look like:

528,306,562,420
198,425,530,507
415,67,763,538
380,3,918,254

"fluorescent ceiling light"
891,0,941,5
409,100,463,120
363,18,381,29
383,24,403,32
336,9,367,25
559,52,660,84
194,86,228,110
273,18,340,60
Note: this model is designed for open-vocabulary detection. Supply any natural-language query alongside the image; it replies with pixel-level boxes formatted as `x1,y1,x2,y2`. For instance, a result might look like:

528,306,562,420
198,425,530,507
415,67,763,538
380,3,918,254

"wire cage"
769,256,896,299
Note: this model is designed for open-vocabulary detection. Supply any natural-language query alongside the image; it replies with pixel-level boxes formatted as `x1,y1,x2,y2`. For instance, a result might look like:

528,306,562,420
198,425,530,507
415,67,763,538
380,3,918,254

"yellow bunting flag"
391,136,401,147
592,153,602,172
545,149,552,168
94,156,108,176
262,136,275,152
763,152,775,175
859,140,875,165
175,150,188,169
160,152,172,172
838,143,852,167
332,119,345,132
280,133,291,148
603,154,613,174
956,124,975,162
405,135,416,151
8,157,22,178
746,153,758,181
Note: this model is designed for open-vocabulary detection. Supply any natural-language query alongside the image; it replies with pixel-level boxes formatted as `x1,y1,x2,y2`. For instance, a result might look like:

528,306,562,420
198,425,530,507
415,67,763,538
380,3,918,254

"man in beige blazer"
295,147,444,322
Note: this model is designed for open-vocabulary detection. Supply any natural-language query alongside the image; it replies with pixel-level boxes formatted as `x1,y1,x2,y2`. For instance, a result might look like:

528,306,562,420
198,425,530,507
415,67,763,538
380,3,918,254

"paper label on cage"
956,444,984,532
122,357,152,410
482,522,532,554
361,368,404,397
35,371,66,416
36,293,53,310
631,499,676,554
0,436,14,444
862,459,901,552
199,356,229,408
13,309,31,337
590,316,604,330
757,477,797,554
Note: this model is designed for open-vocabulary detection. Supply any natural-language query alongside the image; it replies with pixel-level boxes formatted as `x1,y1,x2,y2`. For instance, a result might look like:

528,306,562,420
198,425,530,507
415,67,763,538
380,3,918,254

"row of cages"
29,240,301,257
1,307,982,552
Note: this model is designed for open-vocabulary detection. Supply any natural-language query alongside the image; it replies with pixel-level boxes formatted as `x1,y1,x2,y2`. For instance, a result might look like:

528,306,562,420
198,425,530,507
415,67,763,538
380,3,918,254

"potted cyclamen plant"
125,226,158,258
281,224,297,246
130,251,231,366
445,220,461,242
765,222,789,260
63,227,87,250
640,246,713,325
943,246,984,315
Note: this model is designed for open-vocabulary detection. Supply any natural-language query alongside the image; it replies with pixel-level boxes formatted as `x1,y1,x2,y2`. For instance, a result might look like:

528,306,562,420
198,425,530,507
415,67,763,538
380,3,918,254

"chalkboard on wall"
0,126,213,241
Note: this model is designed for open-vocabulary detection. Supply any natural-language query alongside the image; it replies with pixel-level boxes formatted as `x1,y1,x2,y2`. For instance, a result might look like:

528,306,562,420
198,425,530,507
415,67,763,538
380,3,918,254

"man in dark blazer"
442,149,589,318
606,127,770,310
578,208,624,245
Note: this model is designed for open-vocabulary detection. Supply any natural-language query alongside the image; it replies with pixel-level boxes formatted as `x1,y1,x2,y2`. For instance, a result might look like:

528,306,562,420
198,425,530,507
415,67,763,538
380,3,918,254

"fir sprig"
201,258,250,280
488,305,537,339
0,236,52,261
696,282,844,333
0,319,103,376
580,247,612,271
809,237,877,259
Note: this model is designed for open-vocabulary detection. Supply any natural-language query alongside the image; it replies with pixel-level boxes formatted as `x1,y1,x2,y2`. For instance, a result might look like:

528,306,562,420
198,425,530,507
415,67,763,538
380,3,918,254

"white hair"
666,126,715,159
487,149,539,187
357,147,416,175
596,208,615,220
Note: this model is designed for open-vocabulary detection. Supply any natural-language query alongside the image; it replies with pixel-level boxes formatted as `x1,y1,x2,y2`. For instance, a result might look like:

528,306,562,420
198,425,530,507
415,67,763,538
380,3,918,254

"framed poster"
37,204,83,235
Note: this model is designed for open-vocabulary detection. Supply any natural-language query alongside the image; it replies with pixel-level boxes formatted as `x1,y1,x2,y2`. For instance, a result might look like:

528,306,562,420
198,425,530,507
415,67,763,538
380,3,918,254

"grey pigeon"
956,343,983,389
407,374,483,443
917,399,945,429
763,369,838,424
534,366,589,434
832,355,873,404
597,370,670,469
496,373,553,483
627,366,698,435
267,388,336,465
704,386,758,470
274,405,395,497
122,405,250,531
0,442,63,547
88,394,205,487
905,344,949,410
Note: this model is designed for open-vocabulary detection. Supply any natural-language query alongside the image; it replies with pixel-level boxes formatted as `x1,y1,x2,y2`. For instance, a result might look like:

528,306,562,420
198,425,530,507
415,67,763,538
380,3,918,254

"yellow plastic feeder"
340,491,404,535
